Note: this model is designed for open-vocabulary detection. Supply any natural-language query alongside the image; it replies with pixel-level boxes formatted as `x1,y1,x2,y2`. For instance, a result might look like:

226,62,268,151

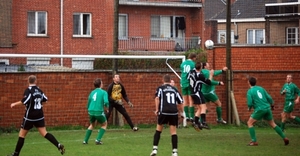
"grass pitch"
1,125,300,156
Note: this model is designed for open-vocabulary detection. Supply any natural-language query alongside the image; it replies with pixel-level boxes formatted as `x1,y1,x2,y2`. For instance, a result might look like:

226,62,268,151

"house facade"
208,0,300,45
0,0,206,68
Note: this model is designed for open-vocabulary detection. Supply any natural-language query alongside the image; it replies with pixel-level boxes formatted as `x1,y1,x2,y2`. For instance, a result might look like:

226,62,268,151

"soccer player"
246,77,289,146
280,74,300,132
106,74,138,131
8,75,65,156
188,62,220,131
83,78,109,145
180,52,197,123
201,62,226,124
150,74,183,156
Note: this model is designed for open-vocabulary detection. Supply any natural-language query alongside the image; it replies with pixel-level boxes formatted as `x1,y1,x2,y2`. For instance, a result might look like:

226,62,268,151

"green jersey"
87,88,109,116
201,69,223,93
247,86,273,111
180,59,195,88
281,82,300,101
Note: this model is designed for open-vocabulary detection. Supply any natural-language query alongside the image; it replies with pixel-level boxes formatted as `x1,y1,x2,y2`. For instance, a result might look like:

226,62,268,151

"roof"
208,0,278,20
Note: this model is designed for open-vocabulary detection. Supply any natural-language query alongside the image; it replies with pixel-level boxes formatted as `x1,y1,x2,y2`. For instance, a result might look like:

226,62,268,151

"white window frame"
286,27,299,44
73,13,92,37
151,15,171,39
118,14,128,40
27,11,47,36
247,29,265,44
217,30,234,44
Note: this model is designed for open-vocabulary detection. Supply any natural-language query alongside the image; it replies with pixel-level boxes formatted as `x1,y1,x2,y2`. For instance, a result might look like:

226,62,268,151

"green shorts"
89,113,106,124
251,109,273,121
283,100,295,113
203,91,219,103
181,86,192,96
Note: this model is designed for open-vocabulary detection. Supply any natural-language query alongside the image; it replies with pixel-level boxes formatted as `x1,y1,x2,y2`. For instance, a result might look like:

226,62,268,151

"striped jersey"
21,86,48,121
155,84,183,115
187,69,213,95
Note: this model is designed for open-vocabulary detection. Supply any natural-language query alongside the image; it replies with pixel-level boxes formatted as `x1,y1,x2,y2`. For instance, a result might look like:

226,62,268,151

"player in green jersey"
246,77,289,146
280,74,300,132
83,78,109,145
201,62,227,124
180,53,197,123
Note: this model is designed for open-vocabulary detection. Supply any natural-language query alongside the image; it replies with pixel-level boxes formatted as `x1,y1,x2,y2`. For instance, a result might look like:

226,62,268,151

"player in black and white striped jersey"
8,75,65,156
187,62,220,130
150,74,183,156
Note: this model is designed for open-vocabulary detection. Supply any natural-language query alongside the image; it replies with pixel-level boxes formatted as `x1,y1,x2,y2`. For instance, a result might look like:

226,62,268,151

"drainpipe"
60,0,63,66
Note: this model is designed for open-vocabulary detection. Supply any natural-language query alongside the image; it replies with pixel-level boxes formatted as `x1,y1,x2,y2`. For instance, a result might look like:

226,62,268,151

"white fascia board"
217,18,265,23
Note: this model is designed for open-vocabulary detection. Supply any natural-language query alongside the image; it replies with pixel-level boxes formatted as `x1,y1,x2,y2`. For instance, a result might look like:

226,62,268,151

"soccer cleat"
192,122,201,132
95,140,103,145
247,141,258,146
58,144,65,155
172,152,178,156
284,138,289,145
201,123,211,130
150,149,157,156
217,119,227,124
133,127,139,131
83,141,88,144
7,152,18,156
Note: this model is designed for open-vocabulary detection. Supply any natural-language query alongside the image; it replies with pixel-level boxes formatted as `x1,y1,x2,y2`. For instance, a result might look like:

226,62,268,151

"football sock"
153,130,161,146
96,128,106,141
184,106,189,119
280,122,285,131
248,127,257,142
194,116,200,124
294,116,300,123
274,126,286,139
189,107,195,119
15,137,24,154
84,129,92,143
171,134,178,149
216,106,222,120
200,113,206,124
44,133,59,147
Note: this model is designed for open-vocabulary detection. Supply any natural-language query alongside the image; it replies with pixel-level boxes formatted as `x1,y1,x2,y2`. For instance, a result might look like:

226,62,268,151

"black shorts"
157,114,178,126
21,118,45,130
191,93,205,105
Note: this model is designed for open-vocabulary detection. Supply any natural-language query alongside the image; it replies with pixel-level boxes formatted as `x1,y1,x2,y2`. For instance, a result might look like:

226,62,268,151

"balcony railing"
118,37,201,52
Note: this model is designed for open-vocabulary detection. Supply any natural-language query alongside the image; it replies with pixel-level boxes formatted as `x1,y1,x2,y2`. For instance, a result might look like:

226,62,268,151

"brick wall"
1,46,300,128
0,0,12,47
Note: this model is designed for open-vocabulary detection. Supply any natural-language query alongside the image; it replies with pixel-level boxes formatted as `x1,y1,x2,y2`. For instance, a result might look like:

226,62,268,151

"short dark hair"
94,78,102,88
28,75,36,84
188,53,197,59
163,74,171,83
202,62,207,69
195,62,202,70
248,77,256,86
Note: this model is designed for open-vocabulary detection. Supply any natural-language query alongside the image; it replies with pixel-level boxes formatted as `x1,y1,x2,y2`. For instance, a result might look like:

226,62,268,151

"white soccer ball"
205,40,214,50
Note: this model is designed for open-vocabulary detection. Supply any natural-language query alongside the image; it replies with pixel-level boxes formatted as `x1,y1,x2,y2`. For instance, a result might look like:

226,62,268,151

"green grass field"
1,125,300,156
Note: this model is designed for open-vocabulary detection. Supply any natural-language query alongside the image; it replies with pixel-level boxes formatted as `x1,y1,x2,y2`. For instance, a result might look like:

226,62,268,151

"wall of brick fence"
1,46,300,128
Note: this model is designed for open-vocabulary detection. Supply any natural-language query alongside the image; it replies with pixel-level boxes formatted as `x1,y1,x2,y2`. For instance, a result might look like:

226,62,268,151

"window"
286,27,299,44
217,30,234,44
119,14,128,39
247,29,265,44
151,16,185,39
27,11,47,36
73,13,91,37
